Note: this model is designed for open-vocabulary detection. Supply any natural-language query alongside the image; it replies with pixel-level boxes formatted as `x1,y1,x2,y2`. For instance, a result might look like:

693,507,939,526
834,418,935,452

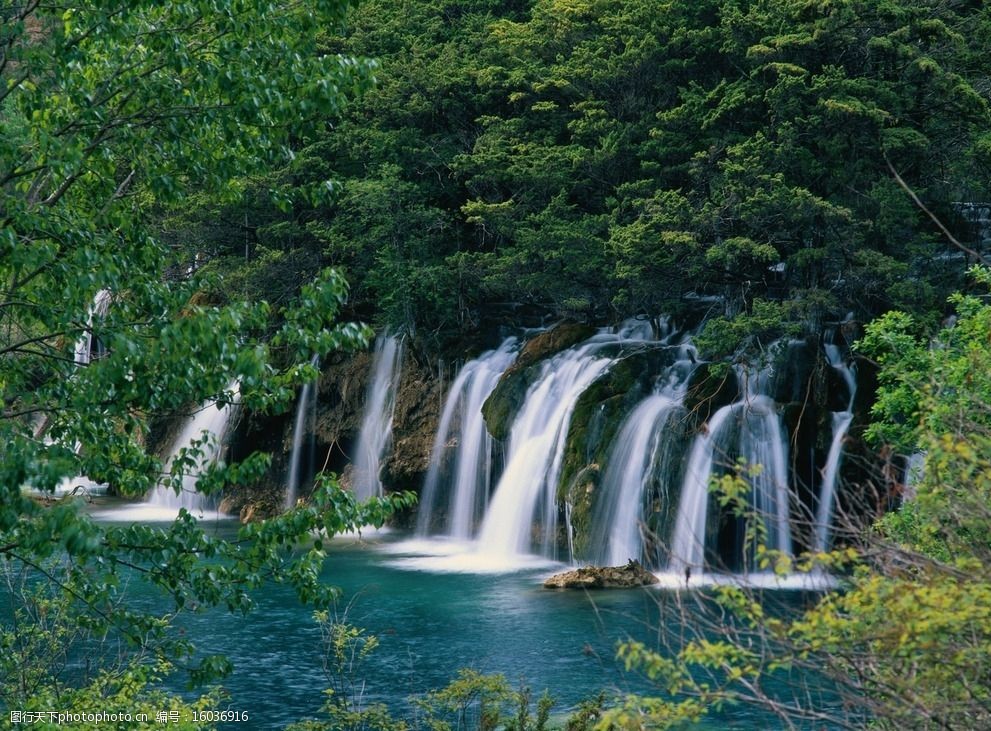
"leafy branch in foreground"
0,0,394,714
605,268,991,730
290,610,601,731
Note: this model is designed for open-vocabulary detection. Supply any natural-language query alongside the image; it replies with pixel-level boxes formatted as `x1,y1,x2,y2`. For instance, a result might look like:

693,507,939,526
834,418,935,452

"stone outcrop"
382,353,443,491
543,560,659,589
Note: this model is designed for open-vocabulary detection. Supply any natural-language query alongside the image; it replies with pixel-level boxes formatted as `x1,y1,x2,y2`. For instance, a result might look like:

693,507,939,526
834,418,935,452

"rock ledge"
543,560,659,589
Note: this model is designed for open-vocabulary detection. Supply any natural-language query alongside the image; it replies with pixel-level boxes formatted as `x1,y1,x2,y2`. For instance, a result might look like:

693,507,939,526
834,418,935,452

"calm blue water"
7,507,838,729
174,534,664,727
154,529,834,730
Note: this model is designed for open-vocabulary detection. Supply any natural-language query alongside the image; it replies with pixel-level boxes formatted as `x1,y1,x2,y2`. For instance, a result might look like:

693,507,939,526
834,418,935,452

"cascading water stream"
351,333,404,501
590,394,680,566
416,338,518,538
35,290,115,496
61,289,114,456
587,343,697,566
73,289,112,366
812,343,857,552
147,381,241,514
742,396,792,559
669,404,734,574
285,355,320,509
669,369,792,574
476,325,650,559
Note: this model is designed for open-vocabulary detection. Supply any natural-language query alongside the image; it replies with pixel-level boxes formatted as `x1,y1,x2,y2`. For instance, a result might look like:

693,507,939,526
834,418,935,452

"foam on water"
651,570,838,592
381,536,562,574
90,503,229,523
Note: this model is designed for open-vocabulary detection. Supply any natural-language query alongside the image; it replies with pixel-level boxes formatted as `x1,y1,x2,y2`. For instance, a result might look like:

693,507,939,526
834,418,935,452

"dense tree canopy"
184,0,990,354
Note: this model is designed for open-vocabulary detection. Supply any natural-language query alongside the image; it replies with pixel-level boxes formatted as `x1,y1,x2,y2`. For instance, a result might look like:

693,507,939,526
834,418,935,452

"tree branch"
885,156,989,266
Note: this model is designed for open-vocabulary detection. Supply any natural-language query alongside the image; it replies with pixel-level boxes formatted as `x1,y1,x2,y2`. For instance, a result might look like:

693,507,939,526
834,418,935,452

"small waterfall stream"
476,326,650,559
37,290,114,495
147,382,240,514
73,289,112,366
416,338,518,538
590,394,681,566
669,369,793,574
669,404,735,573
588,343,697,566
351,333,404,501
285,356,320,509
812,342,857,552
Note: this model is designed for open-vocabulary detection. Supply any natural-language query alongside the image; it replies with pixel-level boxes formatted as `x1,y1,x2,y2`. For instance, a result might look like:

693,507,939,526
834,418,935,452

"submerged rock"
543,560,659,589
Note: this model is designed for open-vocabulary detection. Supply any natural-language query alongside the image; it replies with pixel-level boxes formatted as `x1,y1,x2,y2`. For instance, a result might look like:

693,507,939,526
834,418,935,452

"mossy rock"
558,348,673,497
511,321,598,373
684,363,739,432
544,560,659,589
564,463,600,560
481,321,596,440
480,367,532,442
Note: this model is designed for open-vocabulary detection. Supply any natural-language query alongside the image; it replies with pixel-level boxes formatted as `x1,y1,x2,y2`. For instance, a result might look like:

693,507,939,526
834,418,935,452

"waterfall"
25,290,112,496
903,452,925,501
73,289,112,366
476,326,648,559
285,355,320,509
743,396,792,561
669,383,792,574
351,333,404,501
416,338,518,538
669,404,734,573
148,381,240,513
812,343,857,552
588,342,697,566
589,394,681,566
825,342,856,406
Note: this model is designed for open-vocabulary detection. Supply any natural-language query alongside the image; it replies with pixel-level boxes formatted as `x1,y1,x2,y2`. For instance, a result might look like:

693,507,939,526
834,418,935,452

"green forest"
2,0,991,729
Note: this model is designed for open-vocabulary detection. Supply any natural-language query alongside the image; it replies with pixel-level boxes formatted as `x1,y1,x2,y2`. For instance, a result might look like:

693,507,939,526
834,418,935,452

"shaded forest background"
175,0,990,358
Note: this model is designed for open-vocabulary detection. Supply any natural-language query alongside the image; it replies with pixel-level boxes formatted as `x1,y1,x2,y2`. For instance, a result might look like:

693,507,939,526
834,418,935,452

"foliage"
178,0,991,349
0,570,220,729
0,0,414,712
291,613,576,731
693,300,801,360
608,269,991,729
414,669,513,731
859,266,991,558
298,606,406,731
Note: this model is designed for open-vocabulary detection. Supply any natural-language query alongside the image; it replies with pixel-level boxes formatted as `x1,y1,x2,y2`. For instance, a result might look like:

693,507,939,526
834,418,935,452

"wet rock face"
314,349,375,450
223,339,442,519
543,560,659,589
684,364,739,431
309,345,443,492
509,322,598,373
334,347,443,490
382,353,443,491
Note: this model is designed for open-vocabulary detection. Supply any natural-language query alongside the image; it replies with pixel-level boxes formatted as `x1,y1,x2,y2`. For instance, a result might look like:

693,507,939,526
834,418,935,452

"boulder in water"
543,560,659,589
